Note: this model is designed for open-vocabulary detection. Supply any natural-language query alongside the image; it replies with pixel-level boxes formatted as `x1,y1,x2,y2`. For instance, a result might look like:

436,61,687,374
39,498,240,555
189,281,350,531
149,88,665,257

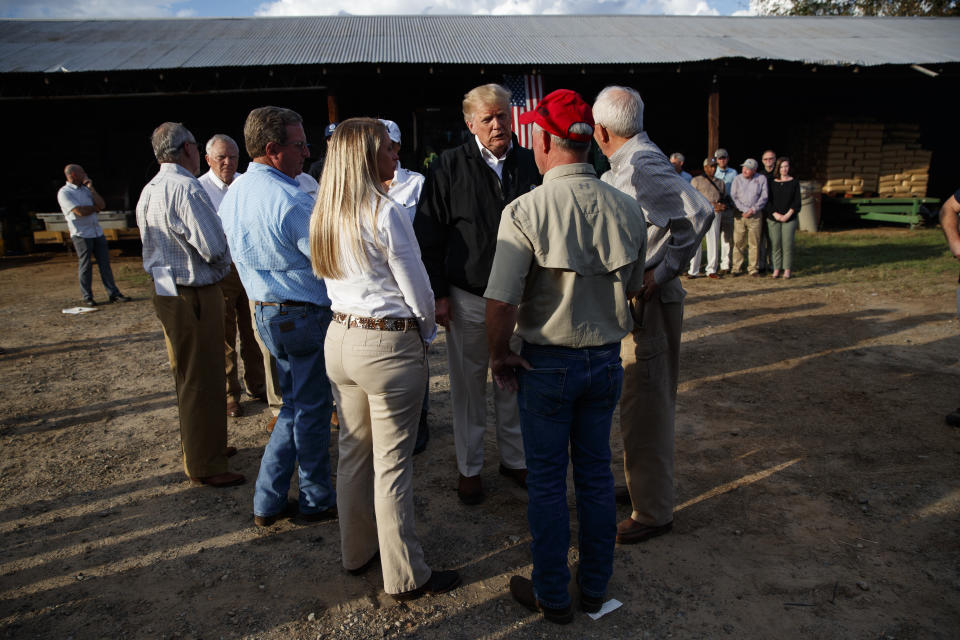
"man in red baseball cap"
484,89,647,624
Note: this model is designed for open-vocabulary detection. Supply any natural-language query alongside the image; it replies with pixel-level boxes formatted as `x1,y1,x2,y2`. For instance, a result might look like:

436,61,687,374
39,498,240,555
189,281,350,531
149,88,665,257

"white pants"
447,286,526,477
718,215,734,272
688,211,724,276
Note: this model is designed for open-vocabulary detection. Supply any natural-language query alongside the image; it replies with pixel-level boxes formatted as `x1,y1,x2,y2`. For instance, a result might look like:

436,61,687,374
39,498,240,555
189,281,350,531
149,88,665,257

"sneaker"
110,293,132,303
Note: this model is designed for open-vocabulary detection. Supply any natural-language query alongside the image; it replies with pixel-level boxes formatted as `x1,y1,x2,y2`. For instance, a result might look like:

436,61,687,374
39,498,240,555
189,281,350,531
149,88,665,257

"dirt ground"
1,239,959,639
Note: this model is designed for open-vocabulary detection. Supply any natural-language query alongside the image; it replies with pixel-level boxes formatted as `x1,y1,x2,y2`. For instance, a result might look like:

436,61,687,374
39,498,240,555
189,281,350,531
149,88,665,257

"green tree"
763,0,959,15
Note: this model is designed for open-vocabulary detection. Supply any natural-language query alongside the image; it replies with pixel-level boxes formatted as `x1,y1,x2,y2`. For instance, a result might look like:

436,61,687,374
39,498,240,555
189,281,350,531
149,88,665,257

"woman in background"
767,156,802,279
310,118,460,600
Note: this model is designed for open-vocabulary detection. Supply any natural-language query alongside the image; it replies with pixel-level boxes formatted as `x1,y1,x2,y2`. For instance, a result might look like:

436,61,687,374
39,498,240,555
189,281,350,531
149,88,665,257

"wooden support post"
708,75,719,155
327,93,339,125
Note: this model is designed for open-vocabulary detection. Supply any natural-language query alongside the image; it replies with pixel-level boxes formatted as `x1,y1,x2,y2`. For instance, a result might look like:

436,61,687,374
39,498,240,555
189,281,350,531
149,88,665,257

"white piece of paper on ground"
587,598,622,620
62,307,99,314
152,266,178,296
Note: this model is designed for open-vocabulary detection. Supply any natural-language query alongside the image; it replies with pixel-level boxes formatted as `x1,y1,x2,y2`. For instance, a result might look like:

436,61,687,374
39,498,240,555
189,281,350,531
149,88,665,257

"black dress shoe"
253,499,298,527
295,505,338,524
110,293,132,303
392,569,462,601
347,551,380,576
509,575,573,624
498,464,527,489
81,298,97,306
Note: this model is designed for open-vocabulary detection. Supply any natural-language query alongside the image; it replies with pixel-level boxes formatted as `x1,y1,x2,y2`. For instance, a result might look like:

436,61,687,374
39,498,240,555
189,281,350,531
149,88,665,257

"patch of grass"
114,262,152,288
793,228,958,297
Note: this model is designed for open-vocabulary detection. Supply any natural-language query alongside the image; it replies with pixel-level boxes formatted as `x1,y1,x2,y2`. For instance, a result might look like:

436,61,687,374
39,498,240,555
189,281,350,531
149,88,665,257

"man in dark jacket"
415,83,540,505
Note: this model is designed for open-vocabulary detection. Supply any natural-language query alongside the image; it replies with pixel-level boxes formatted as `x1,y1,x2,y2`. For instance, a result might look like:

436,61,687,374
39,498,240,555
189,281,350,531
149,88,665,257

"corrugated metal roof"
0,15,957,74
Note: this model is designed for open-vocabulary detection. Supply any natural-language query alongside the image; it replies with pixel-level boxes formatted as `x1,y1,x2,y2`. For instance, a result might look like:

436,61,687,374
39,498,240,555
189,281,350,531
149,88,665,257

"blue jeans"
517,342,622,609
72,235,121,300
253,303,335,517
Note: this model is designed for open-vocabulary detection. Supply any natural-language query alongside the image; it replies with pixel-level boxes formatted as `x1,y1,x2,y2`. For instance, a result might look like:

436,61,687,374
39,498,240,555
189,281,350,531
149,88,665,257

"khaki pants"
325,320,432,594
152,284,228,478
447,286,525,477
220,265,265,403
249,299,282,417
619,284,684,527
732,215,762,274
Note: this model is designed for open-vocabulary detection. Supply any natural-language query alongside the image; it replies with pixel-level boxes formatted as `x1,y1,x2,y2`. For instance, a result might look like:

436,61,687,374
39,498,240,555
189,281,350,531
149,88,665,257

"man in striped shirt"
592,86,712,545
136,122,243,488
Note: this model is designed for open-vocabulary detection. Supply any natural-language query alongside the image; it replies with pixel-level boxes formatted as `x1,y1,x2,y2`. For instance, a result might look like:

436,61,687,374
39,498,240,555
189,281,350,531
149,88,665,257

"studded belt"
332,312,418,332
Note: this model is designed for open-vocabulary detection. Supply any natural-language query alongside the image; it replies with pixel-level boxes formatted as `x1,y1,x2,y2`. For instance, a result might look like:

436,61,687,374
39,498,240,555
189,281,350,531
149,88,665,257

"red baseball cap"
518,89,594,142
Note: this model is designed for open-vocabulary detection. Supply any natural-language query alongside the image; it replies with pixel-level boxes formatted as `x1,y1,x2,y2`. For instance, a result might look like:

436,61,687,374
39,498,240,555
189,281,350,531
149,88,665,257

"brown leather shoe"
392,569,462,601
708,273,721,280
227,400,244,417
191,471,245,488
266,416,277,434
457,474,484,505
616,517,672,544
498,464,527,489
509,575,573,624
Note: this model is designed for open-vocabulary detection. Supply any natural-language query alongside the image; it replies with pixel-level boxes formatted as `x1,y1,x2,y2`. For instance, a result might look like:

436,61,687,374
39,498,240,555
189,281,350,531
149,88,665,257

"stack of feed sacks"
878,124,930,198
820,122,883,196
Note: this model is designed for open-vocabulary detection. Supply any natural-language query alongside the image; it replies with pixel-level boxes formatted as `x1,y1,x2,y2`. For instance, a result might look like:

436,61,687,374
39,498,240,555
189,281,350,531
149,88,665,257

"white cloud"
255,0,720,17
0,0,192,18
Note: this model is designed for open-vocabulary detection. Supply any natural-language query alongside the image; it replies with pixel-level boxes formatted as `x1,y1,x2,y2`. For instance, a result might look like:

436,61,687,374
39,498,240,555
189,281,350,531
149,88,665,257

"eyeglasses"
283,140,311,152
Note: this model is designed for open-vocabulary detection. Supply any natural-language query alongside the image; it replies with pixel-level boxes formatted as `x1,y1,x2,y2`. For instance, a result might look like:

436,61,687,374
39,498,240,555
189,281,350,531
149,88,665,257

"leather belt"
254,300,307,307
332,312,418,332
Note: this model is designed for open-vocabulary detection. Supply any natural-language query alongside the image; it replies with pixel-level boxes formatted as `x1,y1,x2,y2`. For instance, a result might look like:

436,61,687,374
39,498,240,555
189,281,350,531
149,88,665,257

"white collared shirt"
198,169,241,212
387,165,425,224
475,135,513,180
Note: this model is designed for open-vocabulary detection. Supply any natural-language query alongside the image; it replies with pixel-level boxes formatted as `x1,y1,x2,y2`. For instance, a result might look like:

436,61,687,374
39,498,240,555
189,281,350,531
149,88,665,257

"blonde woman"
310,118,461,600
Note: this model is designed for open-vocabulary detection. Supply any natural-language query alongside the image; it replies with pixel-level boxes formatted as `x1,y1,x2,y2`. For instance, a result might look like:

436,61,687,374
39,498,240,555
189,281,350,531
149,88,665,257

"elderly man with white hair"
415,83,540,504
198,134,267,418
592,86,712,545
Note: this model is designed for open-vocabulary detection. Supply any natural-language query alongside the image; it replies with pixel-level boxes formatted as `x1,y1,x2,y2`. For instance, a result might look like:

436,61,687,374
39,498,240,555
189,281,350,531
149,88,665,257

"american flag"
504,74,545,149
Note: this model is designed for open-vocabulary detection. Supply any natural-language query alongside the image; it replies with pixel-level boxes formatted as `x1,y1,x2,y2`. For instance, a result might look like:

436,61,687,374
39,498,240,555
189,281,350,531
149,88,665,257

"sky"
0,0,757,20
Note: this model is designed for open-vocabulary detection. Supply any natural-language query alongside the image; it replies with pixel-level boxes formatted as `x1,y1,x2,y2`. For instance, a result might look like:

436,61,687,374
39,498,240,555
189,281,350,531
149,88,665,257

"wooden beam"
708,75,719,155
327,93,339,124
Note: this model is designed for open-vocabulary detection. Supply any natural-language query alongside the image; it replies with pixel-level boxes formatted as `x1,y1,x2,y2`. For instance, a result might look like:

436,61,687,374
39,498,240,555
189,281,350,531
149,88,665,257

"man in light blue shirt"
219,106,336,527
713,149,737,273
57,164,129,306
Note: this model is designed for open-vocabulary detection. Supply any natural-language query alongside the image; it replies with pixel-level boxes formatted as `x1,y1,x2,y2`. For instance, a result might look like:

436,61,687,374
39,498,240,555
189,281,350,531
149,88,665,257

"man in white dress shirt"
198,134,266,418
380,119,430,454
57,164,130,306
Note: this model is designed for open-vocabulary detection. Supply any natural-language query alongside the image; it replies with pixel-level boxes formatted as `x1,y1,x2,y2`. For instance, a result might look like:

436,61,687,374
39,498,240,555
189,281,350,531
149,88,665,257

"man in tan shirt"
485,89,646,624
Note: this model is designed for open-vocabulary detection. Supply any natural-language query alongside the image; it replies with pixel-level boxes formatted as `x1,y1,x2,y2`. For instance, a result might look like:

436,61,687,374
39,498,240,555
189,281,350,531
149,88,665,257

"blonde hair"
310,118,389,280
462,84,510,124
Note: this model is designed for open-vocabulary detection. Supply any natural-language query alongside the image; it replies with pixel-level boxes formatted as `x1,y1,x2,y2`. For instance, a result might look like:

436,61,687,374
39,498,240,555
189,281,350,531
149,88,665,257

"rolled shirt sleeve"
484,209,534,306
